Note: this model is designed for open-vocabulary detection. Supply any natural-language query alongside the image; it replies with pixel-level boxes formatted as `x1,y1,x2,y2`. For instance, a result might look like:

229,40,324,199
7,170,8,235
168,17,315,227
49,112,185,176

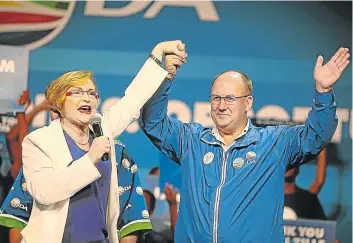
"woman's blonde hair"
45,70,97,117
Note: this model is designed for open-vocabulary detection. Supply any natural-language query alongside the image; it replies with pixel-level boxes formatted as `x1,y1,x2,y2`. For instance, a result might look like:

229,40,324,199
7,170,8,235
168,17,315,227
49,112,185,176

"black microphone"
89,116,109,161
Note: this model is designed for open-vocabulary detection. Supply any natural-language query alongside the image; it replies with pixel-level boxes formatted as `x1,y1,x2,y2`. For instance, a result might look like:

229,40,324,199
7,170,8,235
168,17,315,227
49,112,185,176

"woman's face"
62,79,98,126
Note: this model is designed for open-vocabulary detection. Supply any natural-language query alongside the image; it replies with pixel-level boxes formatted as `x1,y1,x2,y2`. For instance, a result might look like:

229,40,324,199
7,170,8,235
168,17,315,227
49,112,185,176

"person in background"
149,166,160,177
164,183,178,238
0,90,51,243
284,148,327,220
143,189,157,217
143,185,177,243
6,90,49,180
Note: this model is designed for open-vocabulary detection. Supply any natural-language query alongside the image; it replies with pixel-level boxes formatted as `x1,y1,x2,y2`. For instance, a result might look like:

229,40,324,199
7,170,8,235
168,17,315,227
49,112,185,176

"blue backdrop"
0,1,351,242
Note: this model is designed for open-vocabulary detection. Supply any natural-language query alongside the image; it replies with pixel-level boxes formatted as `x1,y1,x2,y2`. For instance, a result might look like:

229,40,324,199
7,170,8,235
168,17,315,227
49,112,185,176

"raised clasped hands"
152,40,187,80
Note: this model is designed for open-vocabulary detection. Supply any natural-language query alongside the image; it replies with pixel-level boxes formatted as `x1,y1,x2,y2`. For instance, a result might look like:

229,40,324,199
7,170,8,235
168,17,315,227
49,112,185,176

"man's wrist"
313,87,335,105
315,84,332,93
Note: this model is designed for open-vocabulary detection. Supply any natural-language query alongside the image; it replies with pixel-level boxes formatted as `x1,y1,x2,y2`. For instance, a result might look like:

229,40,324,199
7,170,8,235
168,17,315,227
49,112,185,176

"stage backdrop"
0,1,351,242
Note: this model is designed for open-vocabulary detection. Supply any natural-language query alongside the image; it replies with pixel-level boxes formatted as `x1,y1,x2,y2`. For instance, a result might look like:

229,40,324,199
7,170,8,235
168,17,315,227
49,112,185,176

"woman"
0,138,154,243
20,40,187,243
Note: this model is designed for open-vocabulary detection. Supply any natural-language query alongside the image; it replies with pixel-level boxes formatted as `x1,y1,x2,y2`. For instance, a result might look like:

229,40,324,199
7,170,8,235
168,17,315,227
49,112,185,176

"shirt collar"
200,119,259,149
211,119,250,145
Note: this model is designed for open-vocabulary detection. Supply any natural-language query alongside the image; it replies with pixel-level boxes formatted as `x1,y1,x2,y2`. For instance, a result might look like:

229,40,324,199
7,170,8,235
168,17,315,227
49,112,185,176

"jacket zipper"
212,151,228,243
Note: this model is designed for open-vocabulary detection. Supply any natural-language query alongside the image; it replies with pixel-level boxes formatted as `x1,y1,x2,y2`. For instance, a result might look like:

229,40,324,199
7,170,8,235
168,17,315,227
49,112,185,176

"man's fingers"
338,59,350,72
330,47,345,64
166,54,186,64
166,65,177,80
167,65,177,74
166,75,174,81
173,59,183,67
334,48,348,64
315,56,324,68
337,52,350,67
330,47,344,63
173,49,187,59
164,47,187,80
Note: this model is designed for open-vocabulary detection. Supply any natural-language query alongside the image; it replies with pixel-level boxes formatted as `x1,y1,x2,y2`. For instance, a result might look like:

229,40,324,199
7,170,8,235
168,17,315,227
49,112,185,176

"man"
139,48,350,242
284,149,327,220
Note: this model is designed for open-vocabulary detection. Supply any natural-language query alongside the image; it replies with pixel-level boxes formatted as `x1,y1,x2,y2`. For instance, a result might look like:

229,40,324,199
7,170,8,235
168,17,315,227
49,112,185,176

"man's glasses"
66,88,99,99
210,94,250,105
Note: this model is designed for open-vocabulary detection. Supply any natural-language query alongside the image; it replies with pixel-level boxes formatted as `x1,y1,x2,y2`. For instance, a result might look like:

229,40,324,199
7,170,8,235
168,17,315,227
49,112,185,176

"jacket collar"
47,119,73,168
47,117,101,168
200,119,260,148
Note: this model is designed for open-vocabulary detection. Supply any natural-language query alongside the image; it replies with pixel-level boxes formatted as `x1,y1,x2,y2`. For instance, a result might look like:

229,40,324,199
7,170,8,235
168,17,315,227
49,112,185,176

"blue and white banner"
0,45,29,113
284,219,336,243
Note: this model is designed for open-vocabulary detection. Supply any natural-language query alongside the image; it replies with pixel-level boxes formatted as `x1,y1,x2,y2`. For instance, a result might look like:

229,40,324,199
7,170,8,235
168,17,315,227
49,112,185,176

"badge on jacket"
232,158,245,169
203,152,214,165
246,151,257,164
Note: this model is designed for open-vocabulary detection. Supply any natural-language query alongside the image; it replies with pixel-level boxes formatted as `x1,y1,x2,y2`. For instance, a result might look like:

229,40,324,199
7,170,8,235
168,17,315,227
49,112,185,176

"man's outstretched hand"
314,47,350,92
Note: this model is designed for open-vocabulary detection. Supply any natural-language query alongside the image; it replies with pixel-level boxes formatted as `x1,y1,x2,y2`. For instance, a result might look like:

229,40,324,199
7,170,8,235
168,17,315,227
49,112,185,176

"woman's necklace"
61,120,90,145
69,134,89,145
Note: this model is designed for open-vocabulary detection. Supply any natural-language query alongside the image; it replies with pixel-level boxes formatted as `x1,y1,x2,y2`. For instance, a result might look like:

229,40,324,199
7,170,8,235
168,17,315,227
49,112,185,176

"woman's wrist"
151,44,163,62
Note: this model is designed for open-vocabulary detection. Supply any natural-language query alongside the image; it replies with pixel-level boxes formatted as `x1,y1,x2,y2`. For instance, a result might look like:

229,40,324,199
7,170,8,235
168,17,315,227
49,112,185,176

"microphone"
89,116,109,161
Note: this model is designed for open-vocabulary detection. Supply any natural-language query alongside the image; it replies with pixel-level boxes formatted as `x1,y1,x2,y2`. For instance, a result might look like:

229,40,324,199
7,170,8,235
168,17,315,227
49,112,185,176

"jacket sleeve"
279,90,338,169
102,58,168,138
117,149,152,239
139,80,192,164
0,168,30,229
22,135,101,206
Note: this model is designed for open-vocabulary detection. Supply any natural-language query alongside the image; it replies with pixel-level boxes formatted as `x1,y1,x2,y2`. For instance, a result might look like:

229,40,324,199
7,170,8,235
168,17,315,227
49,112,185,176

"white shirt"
212,119,250,151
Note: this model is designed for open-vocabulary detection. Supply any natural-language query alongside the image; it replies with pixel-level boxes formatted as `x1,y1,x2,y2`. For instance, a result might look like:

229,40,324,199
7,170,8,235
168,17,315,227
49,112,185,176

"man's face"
210,72,253,134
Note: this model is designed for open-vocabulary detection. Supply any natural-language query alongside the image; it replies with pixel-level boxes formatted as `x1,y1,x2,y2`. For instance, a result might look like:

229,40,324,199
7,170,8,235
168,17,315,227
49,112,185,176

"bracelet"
148,53,162,66
167,200,178,206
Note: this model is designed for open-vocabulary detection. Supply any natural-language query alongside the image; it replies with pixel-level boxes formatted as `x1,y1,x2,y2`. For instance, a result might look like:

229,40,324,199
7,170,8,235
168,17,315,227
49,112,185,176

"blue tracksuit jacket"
139,80,337,243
